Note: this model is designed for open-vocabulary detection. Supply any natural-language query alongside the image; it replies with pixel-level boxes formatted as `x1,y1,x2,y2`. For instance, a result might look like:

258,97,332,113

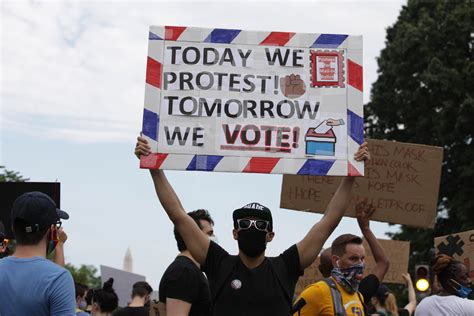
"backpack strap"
323,278,347,316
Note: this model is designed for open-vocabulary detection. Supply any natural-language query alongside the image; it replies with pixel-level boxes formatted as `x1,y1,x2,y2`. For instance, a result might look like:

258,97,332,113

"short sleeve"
165,264,200,303
203,240,230,279
295,283,324,316
49,270,76,316
358,273,380,304
280,244,303,279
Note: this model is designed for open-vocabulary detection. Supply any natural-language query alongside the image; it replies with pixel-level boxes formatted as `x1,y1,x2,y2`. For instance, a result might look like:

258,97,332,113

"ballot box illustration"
305,128,336,156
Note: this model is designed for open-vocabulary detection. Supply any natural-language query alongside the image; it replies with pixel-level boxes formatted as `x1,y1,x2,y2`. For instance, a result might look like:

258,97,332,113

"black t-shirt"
203,241,303,316
113,306,149,316
359,273,380,304
159,256,212,316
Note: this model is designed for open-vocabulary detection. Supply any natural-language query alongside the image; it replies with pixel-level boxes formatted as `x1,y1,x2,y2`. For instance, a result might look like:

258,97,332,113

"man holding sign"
135,136,369,316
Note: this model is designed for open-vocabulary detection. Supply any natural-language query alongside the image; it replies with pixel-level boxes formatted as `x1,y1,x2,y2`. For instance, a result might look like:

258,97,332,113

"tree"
65,263,102,289
0,166,29,182
366,0,474,268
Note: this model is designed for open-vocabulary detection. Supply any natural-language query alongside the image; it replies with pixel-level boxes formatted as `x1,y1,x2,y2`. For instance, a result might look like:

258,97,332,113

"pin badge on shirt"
231,279,242,290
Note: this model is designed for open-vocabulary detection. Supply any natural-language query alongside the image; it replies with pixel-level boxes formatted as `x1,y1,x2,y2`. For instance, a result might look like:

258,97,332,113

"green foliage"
65,263,101,289
0,166,29,182
366,0,474,268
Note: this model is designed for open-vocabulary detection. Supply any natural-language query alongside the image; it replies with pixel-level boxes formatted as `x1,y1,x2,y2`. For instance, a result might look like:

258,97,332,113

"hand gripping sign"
140,26,364,175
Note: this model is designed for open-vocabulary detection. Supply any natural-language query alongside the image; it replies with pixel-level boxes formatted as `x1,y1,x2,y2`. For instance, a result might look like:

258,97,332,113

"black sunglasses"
236,219,270,232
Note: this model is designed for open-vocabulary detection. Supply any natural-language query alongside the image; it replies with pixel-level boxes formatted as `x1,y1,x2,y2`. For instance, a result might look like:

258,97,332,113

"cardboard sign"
363,239,410,284
140,26,364,176
100,265,146,307
280,139,443,228
435,230,474,278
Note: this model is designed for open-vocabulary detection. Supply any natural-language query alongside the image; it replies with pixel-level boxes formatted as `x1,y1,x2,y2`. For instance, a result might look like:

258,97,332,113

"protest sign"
100,265,146,307
140,26,364,175
280,139,443,228
363,239,410,284
435,230,474,278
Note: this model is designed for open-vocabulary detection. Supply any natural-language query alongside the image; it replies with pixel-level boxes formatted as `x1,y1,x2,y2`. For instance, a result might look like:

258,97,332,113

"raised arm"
356,201,390,282
296,142,370,269
166,298,192,316
402,273,417,315
52,227,67,267
135,136,210,264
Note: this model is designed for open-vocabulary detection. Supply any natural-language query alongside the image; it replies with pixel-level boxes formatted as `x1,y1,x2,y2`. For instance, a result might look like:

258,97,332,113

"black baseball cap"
375,284,390,302
11,191,69,233
233,202,273,230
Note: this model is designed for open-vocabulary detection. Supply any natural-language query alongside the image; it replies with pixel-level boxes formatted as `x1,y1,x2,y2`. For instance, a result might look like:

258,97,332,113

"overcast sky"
2,0,406,289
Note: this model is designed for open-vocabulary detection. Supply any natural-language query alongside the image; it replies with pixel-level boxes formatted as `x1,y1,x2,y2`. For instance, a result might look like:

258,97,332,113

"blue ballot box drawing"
305,128,336,156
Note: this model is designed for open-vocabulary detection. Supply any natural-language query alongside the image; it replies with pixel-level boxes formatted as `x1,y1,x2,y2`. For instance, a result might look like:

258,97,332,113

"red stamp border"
310,50,345,88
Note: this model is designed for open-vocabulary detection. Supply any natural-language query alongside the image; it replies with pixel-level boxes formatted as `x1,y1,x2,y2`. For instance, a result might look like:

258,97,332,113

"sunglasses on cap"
236,219,270,232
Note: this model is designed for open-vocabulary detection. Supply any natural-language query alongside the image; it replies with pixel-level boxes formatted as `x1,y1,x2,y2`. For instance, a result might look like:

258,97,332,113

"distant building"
123,247,133,273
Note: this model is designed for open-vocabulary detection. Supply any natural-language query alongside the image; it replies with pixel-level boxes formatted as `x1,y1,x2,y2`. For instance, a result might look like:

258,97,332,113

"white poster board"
140,26,364,176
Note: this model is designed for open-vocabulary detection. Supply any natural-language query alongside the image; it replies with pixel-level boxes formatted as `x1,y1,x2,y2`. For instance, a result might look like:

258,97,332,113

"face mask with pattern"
331,261,365,294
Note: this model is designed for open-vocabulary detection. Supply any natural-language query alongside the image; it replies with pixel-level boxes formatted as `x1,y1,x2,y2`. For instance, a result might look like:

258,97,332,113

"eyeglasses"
236,219,270,232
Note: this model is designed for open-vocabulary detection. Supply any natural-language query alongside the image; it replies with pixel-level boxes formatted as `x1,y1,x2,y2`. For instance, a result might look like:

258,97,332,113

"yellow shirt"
293,278,365,316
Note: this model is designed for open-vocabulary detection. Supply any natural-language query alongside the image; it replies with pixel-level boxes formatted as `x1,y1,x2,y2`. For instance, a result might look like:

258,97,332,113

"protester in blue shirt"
0,191,75,316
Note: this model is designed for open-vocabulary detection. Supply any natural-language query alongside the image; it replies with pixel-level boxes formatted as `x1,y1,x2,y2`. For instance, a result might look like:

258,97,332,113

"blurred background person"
85,287,94,314
113,281,153,316
75,282,90,315
371,273,416,316
415,254,473,315
91,278,119,316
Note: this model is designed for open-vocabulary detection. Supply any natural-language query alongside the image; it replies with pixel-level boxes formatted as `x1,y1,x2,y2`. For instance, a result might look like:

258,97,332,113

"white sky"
1,0,406,289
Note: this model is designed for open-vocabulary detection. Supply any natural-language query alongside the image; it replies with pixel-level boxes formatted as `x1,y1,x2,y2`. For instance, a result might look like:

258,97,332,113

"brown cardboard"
435,230,474,278
363,239,410,284
280,139,443,228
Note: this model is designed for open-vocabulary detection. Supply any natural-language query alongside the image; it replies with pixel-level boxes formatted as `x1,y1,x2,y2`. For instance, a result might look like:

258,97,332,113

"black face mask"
237,227,267,258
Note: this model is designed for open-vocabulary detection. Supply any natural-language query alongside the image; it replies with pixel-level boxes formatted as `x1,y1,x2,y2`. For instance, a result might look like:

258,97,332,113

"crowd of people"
0,137,472,315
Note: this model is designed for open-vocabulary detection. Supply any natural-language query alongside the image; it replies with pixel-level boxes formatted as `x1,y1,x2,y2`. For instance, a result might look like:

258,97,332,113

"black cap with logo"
233,202,273,230
11,191,69,233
